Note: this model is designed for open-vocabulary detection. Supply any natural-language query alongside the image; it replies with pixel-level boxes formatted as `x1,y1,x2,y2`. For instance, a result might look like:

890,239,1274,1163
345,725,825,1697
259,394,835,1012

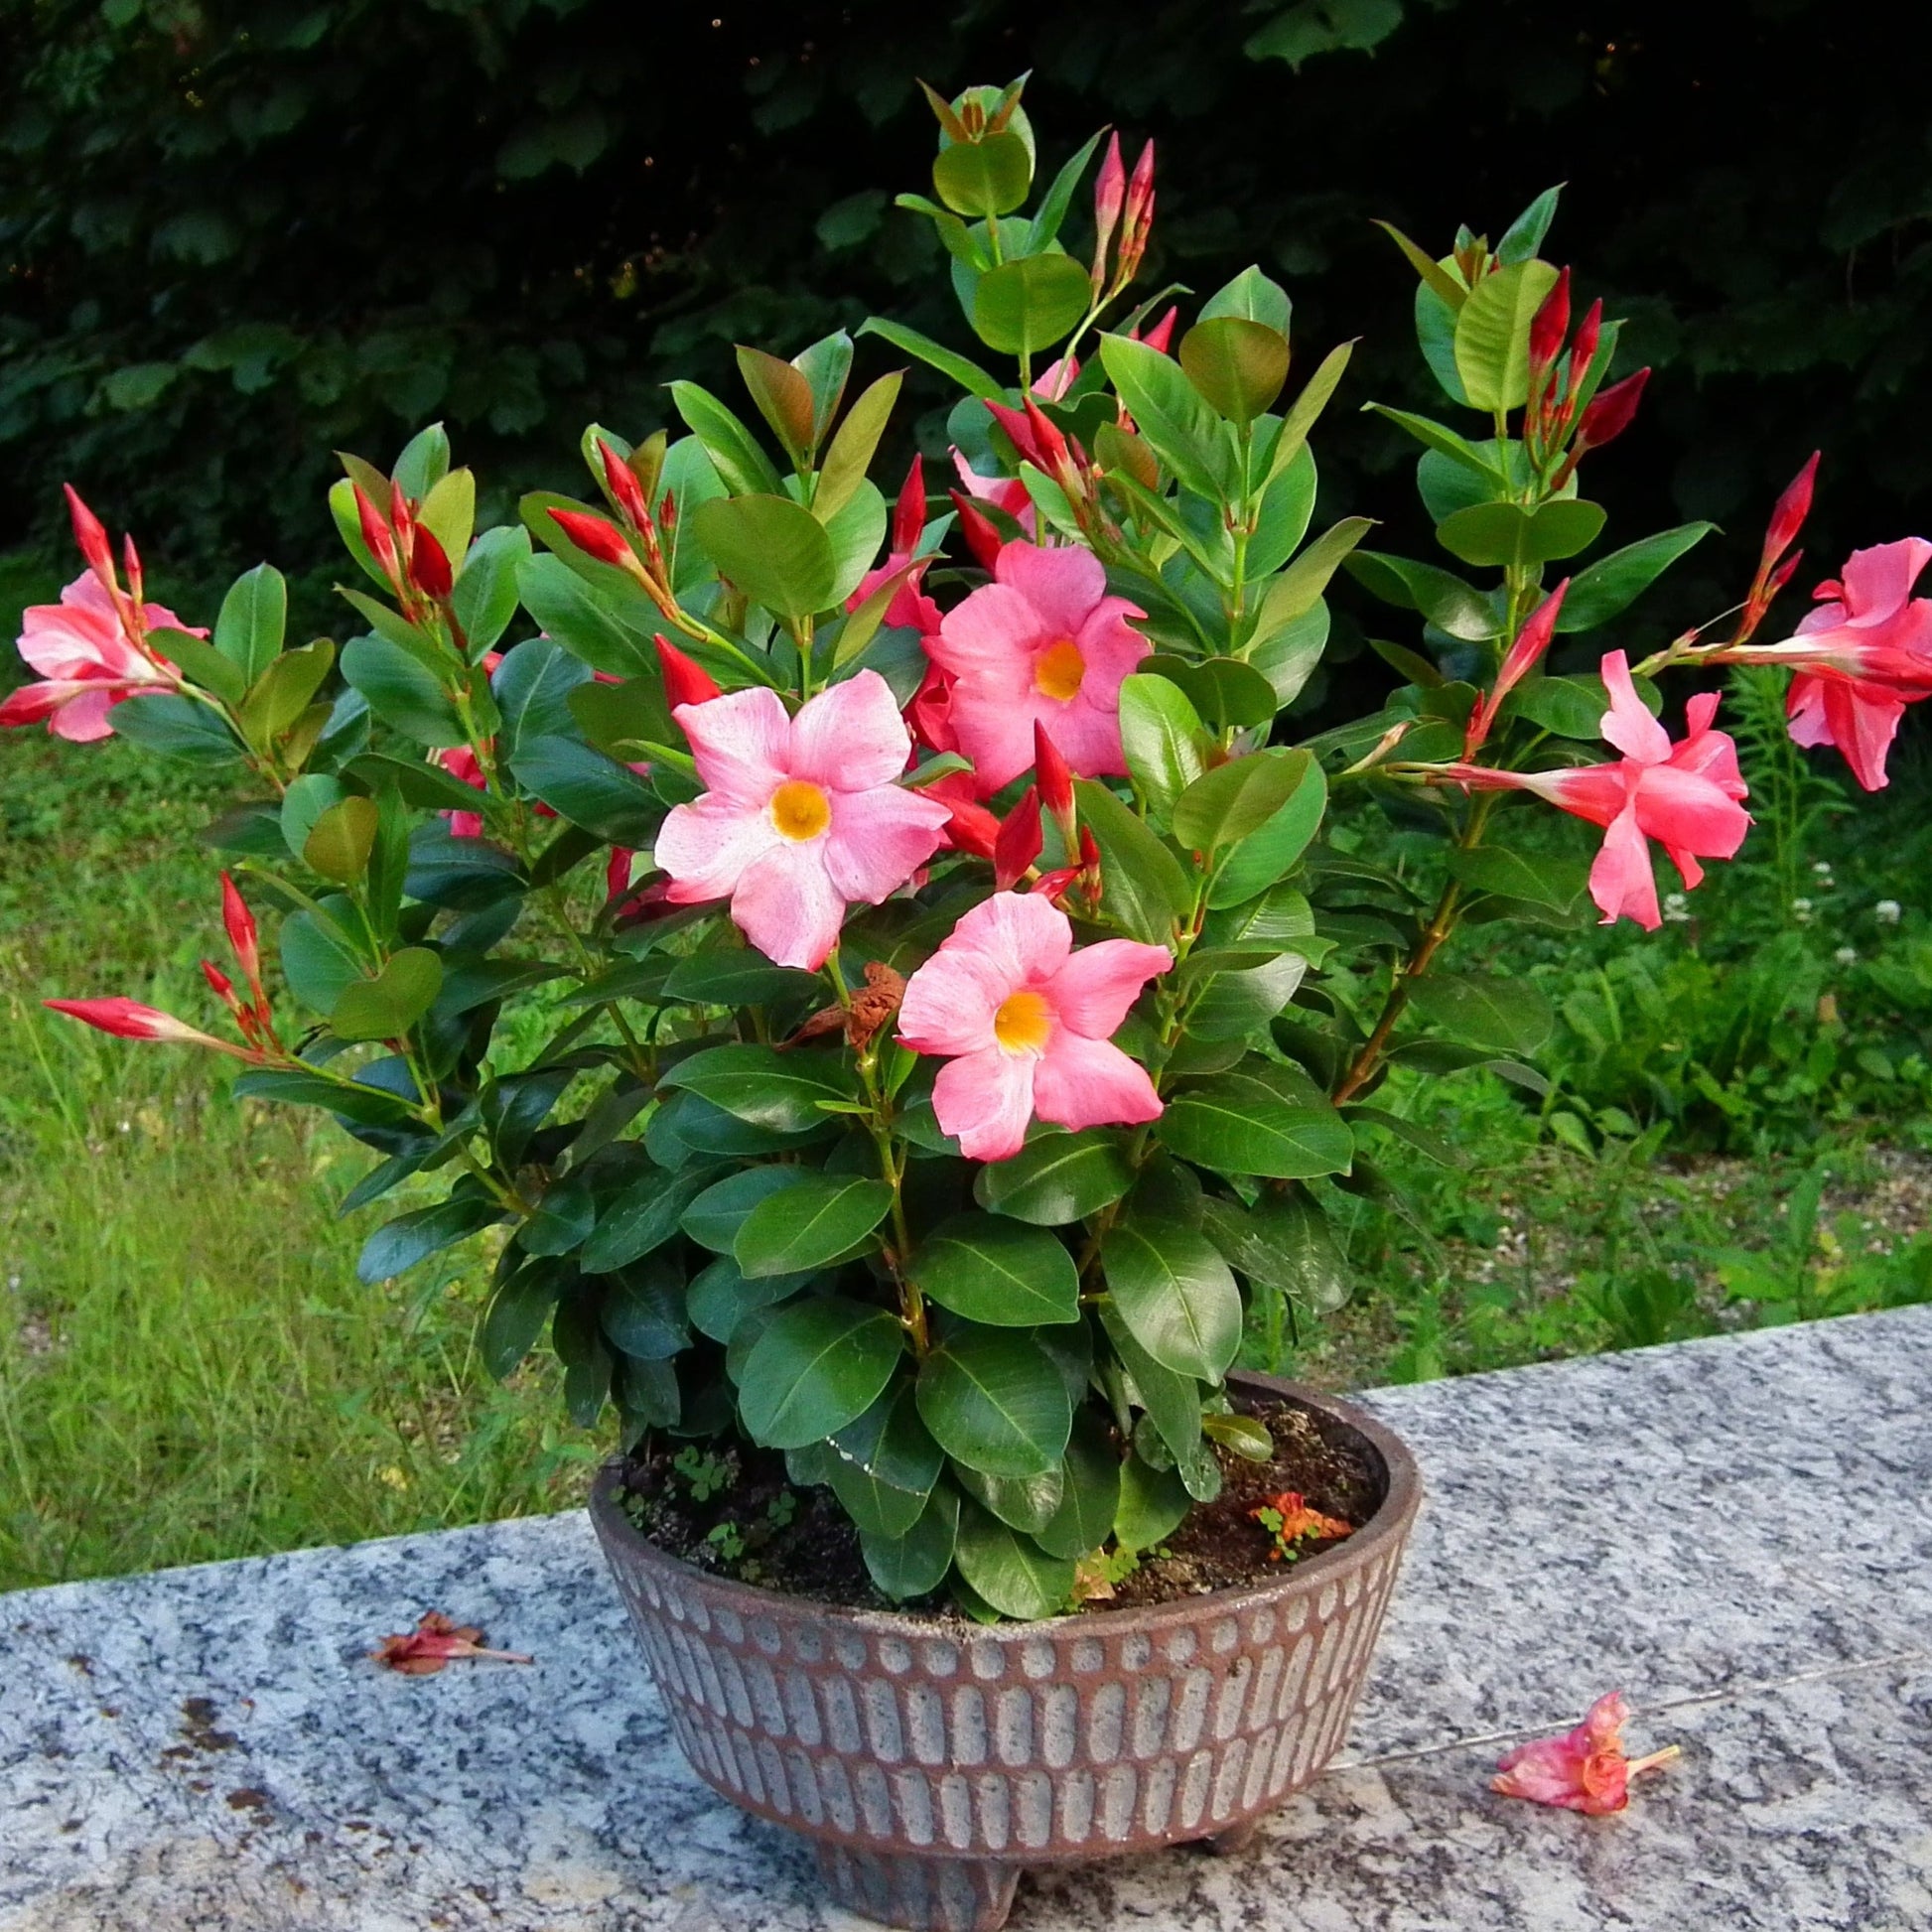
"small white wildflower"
1792,897,1814,923
1875,899,1903,925
1836,946,1859,966
1813,861,1834,878
1662,891,1691,923
6,1275,20,1292
118,1120,132,1134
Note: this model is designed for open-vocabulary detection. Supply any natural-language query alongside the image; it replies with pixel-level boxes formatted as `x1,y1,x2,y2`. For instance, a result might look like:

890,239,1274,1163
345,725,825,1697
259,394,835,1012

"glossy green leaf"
582,1163,729,1273
1118,671,1208,818
862,1483,959,1600
1104,1216,1241,1382
680,1164,815,1253
340,634,465,747
212,563,287,684
856,318,1003,400
972,253,1092,358
1173,748,1304,852
687,492,837,619
1097,333,1230,501
1447,846,1588,911
911,1214,1080,1326
1555,523,1717,631
667,380,782,497
825,1382,944,1538
330,946,444,1041
1179,315,1289,423
303,795,378,883
599,1258,689,1359
974,1129,1135,1225
1159,1073,1354,1179
1096,1298,1202,1468
1344,551,1500,641
736,345,817,467
491,637,591,760
815,370,902,522
1114,1451,1191,1552
508,734,661,845
1197,1189,1351,1313
452,526,532,653
1436,499,1607,569
657,1043,854,1134
685,1254,815,1344
481,1261,559,1380
734,1173,894,1277
953,1460,1063,1534
953,1500,1074,1619
1033,1414,1123,1561
1406,970,1554,1055
1072,777,1191,943
737,1297,904,1449
1205,753,1326,908
916,1324,1071,1479
1453,259,1561,411
933,130,1032,216
357,1193,498,1284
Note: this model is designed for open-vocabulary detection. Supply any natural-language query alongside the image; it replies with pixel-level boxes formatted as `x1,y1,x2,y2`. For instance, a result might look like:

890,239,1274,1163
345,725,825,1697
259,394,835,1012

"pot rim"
590,1370,1422,1641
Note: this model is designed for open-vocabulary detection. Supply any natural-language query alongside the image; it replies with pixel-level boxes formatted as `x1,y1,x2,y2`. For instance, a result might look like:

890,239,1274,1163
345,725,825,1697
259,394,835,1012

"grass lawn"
6,677,1932,1592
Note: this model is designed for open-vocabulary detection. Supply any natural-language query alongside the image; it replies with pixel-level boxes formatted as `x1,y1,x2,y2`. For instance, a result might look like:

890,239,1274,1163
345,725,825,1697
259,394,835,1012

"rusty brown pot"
590,1372,1421,1932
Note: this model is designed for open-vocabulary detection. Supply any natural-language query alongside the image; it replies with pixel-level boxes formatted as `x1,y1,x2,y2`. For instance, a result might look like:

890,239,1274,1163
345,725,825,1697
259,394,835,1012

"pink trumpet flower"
926,540,1151,793
653,669,951,970
1752,539,1932,791
43,997,261,1060
1446,651,1750,931
2,563,202,744
897,893,1170,1161
1492,1691,1681,1815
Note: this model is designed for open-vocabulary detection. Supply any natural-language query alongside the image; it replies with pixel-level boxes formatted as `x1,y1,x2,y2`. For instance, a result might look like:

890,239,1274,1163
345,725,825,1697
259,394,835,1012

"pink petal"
675,686,793,804
1588,803,1661,929
821,783,951,903
50,686,122,742
729,839,847,970
1515,760,1631,830
897,946,1011,1057
946,891,1073,988
654,794,781,902
1667,715,1747,799
1031,1032,1163,1134
1071,596,1153,692
994,541,1107,640
1630,763,1752,860
927,581,1049,687
1042,938,1172,1037
1042,687,1130,780
1786,674,1833,748
1838,538,1932,624
946,685,1047,794
1596,651,1672,764
932,1047,1038,1161
1492,1736,1594,1807
1820,678,1905,790
788,668,915,791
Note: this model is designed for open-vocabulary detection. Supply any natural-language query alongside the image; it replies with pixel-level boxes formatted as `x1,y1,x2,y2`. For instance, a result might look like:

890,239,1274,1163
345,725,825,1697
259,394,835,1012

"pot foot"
1200,1817,1264,1857
810,1841,1023,1932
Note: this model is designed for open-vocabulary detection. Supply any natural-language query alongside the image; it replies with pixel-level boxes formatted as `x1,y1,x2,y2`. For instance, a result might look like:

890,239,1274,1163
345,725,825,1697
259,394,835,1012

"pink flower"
1,573,195,742
440,747,488,839
951,450,1034,533
1771,540,1932,791
1449,652,1750,930
1492,1691,1680,1815
897,893,1169,1161
653,669,951,969
926,541,1151,794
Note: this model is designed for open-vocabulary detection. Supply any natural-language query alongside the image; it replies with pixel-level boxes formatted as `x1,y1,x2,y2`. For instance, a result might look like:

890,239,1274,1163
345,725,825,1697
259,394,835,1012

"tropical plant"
9,78,1927,1620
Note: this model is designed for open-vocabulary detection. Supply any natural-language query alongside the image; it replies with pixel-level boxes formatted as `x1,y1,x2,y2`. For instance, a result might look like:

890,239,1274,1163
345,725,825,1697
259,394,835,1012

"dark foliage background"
3,0,1929,646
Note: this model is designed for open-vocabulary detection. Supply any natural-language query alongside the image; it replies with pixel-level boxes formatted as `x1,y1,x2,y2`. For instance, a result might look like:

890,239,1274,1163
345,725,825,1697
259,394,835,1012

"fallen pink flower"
653,670,951,969
371,1611,532,1677
1492,1691,1680,1815
897,892,1169,1160
926,539,1150,793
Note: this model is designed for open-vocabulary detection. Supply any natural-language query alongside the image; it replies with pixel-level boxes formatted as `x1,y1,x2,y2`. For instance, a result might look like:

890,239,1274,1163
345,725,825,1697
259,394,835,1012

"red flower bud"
1022,394,1072,476
606,847,634,900
1567,300,1603,401
927,771,1001,860
1131,305,1178,355
201,957,237,1003
409,524,454,601
63,483,116,587
892,454,927,557
654,633,721,710
548,507,635,571
657,489,677,533
1080,825,1101,869
1033,720,1075,820
1093,132,1126,249
121,533,145,606
353,483,399,581
598,438,651,531
993,785,1044,890
219,871,261,992
1124,139,1155,232
1763,452,1820,567
985,399,1048,472
1529,268,1571,374
948,489,1006,572
1766,550,1804,599
1577,367,1649,452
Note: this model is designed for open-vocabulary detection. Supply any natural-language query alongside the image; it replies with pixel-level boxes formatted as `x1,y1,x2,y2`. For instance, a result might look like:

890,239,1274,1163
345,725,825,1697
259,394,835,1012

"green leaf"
1104,1217,1241,1382
1436,499,1607,570
481,1262,560,1379
738,1297,905,1449
734,1173,894,1277
815,370,902,523
1363,403,1504,479
1118,672,1208,818
1248,603,1330,709
600,1259,690,1359
1179,316,1289,424
1073,778,1191,944
1497,185,1563,265
685,1253,815,1344
1199,265,1292,332
233,1065,416,1128
660,950,823,1008
1263,340,1353,490
1034,1414,1122,1561
658,1043,855,1134
1027,128,1103,251
392,423,451,499
680,1164,814,1253
158,630,253,707
688,492,836,619
1507,673,1615,739
303,795,378,883
514,553,655,679
1096,1299,1202,1469
667,381,782,497
1406,970,1554,1055
1452,259,1561,411
825,1382,943,1538
972,253,1092,358
1343,1105,1466,1170
953,1500,1074,1619
862,1484,959,1600
1173,748,1304,852
212,564,287,685
953,1461,1063,1534
109,692,242,767
1250,517,1375,632
491,637,591,761
1205,753,1326,908
419,467,475,572
508,734,661,844
357,1194,498,1284
1197,1190,1351,1313
1159,1074,1354,1179
1145,654,1282,731
917,1324,1071,1479
1555,523,1717,632
856,318,1003,400
974,1129,1135,1225
1372,219,1468,312
451,526,532,653
1097,334,1230,501
340,635,465,747
912,1214,1080,1326
1447,846,1588,911
1344,551,1500,641
583,1163,730,1273
331,946,444,1041
736,345,817,467
933,130,1033,216
1114,1451,1191,1552
1184,951,1308,1038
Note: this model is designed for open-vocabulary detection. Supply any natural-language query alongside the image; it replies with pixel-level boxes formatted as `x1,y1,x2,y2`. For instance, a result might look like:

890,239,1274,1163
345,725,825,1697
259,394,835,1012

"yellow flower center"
1034,637,1086,702
993,988,1053,1053
768,778,832,842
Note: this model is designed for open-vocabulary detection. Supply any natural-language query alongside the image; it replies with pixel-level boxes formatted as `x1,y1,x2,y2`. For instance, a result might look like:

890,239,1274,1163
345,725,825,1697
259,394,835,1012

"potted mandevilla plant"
12,75,1927,1932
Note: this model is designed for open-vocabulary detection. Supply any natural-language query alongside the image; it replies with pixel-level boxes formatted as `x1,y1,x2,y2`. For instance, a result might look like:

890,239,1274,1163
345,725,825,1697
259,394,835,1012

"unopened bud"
1763,452,1821,567
549,507,636,572
893,454,926,557
1033,721,1075,822
1131,305,1178,355
947,490,1005,572
1577,367,1649,452
409,525,454,601
63,483,116,587
598,438,651,530
655,633,722,710
353,484,399,581
1092,132,1126,287
993,786,1044,890
1529,268,1571,375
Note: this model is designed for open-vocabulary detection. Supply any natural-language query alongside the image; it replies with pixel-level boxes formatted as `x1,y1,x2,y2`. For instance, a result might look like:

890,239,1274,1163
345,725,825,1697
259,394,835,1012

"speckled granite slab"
5,1306,1929,1931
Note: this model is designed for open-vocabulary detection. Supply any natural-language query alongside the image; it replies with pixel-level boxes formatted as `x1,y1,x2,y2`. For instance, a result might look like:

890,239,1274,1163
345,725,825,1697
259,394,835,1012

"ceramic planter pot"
590,1371,1421,1932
